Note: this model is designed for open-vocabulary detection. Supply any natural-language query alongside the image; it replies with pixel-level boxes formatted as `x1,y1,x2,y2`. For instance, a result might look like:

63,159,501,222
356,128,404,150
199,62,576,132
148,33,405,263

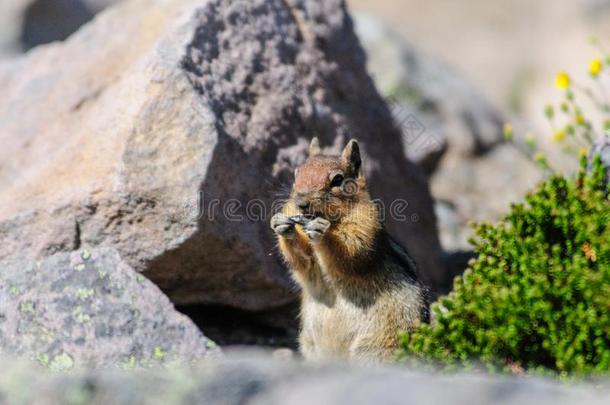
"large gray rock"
0,248,219,369
0,351,607,404
0,0,445,311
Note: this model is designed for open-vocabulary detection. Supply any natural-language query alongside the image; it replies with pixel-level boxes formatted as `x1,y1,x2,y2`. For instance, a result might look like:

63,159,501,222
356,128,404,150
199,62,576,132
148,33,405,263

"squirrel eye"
330,174,344,188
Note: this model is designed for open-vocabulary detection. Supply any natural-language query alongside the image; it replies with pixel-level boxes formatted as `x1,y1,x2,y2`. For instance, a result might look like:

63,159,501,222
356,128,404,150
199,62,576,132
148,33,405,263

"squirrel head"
292,138,368,220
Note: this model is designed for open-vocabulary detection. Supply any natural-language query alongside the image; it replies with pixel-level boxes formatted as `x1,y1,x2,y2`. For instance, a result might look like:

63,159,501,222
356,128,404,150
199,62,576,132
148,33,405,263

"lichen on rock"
0,248,220,369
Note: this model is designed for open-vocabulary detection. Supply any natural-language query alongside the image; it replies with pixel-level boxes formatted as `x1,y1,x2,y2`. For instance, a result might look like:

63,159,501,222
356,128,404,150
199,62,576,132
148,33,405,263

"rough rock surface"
0,352,607,404
0,248,219,369
0,0,444,310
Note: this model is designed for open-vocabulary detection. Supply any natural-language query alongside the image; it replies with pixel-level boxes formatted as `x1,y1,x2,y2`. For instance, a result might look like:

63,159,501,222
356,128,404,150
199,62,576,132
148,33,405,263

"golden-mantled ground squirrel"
271,138,429,362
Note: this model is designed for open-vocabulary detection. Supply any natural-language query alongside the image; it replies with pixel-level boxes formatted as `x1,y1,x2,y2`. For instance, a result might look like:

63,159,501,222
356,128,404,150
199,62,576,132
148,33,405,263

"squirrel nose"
296,197,309,211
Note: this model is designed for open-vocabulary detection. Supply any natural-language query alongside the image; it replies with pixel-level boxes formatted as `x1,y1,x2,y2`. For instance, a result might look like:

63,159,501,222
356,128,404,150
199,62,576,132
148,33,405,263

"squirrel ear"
341,139,362,175
309,137,321,156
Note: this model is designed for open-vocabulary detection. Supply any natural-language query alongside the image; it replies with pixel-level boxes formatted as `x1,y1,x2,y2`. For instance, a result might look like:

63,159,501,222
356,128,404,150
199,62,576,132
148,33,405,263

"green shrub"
399,155,610,376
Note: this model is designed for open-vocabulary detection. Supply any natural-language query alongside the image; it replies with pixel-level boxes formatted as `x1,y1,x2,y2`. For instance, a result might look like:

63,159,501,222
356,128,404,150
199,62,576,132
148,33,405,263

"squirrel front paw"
303,217,331,242
270,213,295,238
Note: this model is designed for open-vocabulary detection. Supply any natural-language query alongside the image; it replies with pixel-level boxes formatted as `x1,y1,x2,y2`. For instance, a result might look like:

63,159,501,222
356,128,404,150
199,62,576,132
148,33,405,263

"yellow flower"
552,129,566,142
579,147,589,157
555,71,571,89
534,151,546,162
583,242,597,262
575,114,586,126
589,58,603,77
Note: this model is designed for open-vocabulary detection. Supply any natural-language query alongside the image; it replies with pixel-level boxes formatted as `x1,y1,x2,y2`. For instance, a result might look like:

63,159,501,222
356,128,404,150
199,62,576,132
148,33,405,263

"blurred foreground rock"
0,248,219,369
0,351,607,404
0,0,445,312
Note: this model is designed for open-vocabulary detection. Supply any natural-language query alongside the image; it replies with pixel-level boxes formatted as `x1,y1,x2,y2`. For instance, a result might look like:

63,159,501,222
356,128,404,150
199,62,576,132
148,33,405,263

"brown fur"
271,138,429,363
